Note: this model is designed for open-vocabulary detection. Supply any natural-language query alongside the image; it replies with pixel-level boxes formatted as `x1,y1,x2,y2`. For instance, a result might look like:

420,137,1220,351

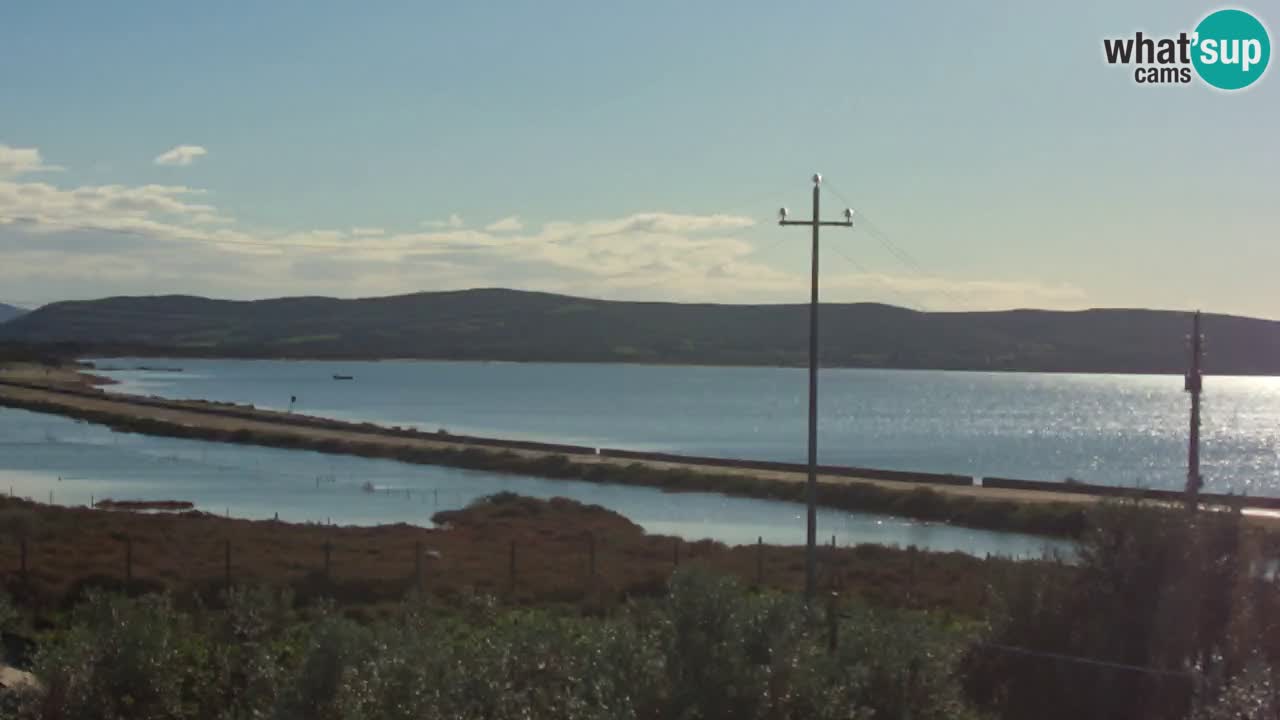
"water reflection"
0,407,1064,558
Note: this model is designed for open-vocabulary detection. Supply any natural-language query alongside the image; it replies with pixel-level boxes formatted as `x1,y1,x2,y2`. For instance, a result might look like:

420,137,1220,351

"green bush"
276,606,371,720
209,586,298,716
0,591,17,638
28,592,212,720
966,500,1274,720
1191,661,1280,719
13,571,981,719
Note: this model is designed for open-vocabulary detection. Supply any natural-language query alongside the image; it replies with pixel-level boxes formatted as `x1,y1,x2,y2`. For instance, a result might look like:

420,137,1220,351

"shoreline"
78,352,1279,378
1,362,1273,539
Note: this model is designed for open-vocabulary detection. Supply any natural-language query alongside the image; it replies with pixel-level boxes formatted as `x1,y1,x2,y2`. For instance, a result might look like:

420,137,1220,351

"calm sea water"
0,406,1060,557
97,358,1280,495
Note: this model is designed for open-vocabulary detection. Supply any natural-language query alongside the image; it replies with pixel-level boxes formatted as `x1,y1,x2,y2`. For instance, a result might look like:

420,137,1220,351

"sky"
1,0,1277,316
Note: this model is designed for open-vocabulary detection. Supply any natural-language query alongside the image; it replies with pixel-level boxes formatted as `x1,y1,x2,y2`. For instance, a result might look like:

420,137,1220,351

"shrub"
29,592,211,720
16,569,983,719
965,500,1272,720
275,605,372,720
1191,661,1280,719
0,591,17,638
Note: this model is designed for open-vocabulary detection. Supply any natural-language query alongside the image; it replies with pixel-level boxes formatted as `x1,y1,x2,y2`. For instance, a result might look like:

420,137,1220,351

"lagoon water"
0,406,1061,558
97,358,1280,495
4,357,1276,558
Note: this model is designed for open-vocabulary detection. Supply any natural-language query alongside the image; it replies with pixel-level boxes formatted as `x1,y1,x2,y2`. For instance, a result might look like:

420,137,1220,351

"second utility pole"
1184,310,1204,511
779,173,853,600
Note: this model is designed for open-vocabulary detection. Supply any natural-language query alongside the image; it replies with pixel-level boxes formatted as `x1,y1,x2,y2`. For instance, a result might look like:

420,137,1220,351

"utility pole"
779,173,854,600
1184,310,1204,511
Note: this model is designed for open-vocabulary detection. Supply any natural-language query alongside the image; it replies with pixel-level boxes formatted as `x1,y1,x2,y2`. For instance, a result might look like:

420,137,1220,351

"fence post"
588,532,596,581
323,541,332,583
414,540,423,594
908,546,918,601
827,591,839,653
756,536,764,587
508,540,517,595
829,535,839,591
224,539,232,591
673,538,680,567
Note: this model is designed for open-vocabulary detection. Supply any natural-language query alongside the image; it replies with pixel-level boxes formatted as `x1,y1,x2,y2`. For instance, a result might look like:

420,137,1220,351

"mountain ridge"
0,303,26,324
1,288,1276,375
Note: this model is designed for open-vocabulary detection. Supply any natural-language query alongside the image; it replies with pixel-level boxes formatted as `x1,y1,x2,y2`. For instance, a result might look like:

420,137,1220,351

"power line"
973,642,1200,680
820,182,971,310
824,243,928,312
820,183,932,272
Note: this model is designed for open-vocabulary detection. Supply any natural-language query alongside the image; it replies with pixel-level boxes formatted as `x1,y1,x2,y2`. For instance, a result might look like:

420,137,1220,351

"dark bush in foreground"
967,501,1280,720
3,570,980,720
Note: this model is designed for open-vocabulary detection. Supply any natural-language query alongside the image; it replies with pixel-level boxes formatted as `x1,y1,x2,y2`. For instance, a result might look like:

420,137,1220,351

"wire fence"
0,524,1215,698
0,516,731,613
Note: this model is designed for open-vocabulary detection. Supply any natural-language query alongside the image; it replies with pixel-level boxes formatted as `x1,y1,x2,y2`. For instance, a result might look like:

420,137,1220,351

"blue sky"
1,0,1276,316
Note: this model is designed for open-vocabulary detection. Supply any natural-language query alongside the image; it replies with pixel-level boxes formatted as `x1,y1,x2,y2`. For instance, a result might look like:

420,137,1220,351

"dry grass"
0,494,1010,619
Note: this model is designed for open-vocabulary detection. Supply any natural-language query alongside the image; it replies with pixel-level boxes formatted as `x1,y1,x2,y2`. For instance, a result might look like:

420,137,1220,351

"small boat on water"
332,374,354,380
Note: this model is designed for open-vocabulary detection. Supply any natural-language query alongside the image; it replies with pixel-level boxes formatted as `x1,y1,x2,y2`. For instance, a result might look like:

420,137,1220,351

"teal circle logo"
1192,9,1270,90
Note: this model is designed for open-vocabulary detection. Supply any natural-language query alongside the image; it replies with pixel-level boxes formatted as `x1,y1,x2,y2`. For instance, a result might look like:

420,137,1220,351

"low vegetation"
0,572,981,720
1,497,1278,719
0,494,1005,618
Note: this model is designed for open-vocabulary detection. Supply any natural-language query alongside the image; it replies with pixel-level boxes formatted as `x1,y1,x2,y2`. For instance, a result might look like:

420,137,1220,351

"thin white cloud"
421,213,464,229
192,211,233,225
0,180,223,228
0,144,62,178
586,212,756,237
0,142,1089,311
153,145,208,167
485,216,524,232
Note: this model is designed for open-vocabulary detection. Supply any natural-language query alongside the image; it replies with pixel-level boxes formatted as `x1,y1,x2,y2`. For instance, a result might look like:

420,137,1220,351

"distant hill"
0,303,26,324
0,289,1276,374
